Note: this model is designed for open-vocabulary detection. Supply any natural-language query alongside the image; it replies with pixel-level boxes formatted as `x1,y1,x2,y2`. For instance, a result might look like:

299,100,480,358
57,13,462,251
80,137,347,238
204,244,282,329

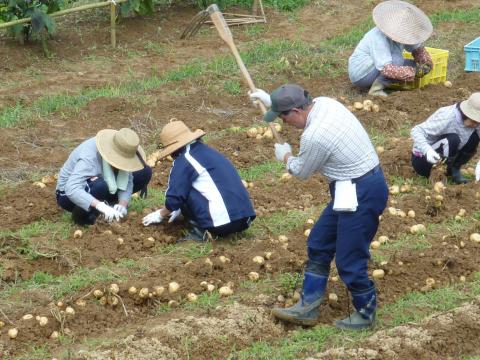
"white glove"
249,89,272,108
476,161,480,181
425,148,441,164
113,204,128,217
274,142,292,162
168,209,182,223
142,210,164,226
96,202,123,222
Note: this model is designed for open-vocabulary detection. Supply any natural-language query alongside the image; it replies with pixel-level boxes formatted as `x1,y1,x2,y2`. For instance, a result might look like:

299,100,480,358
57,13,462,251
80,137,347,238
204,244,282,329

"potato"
459,275,466,283
8,328,18,339
330,276,339,282
206,284,216,292
372,269,385,279
168,282,180,294
168,300,179,307
65,307,75,316
264,252,272,260
38,316,49,327
433,181,445,193
363,99,373,108
387,207,397,216
93,290,104,299
460,241,466,248
328,293,338,303
370,241,381,250
246,128,258,138
293,291,301,301
273,123,282,132
166,155,174,162
410,224,426,234
75,299,86,307
400,184,411,193
407,210,416,218
389,185,400,195
263,129,274,139
372,104,380,113
187,293,198,302
306,218,315,225
256,126,265,135
109,284,120,294
353,101,364,110
205,258,214,267
281,173,292,181
444,80,452,88
117,237,124,245
219,255,230,264
22,314,34,320
376,146,385,154
252,256,265,265
219,286,233,297
278,235,288,243
154,286,165,296
457,208,466,217
33,181,46,189
139,288,149,298
0,321,5,328
425,278,435,287
469,233,480,243
397,210,406,218
304,229,311,237
248,272,260,281
99,296,108,306
255,134,263,140
50,331,59,340
378,235,389,244
277,295,285,303
435,195,444,201
73,230,83,239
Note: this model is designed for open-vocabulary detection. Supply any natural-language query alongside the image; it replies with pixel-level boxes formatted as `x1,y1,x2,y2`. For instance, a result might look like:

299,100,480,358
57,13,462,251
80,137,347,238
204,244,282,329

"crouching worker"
411,93,480,184
348,0,433,97
142,121,256,242
250,84,388,330
56,128,152,225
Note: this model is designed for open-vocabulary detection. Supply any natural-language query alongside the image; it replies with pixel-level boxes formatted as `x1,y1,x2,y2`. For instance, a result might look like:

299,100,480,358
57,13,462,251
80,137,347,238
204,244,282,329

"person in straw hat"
348,0,434,97
56,128,152,225
249,84,388,330
142,121,255,242
411,93,480,184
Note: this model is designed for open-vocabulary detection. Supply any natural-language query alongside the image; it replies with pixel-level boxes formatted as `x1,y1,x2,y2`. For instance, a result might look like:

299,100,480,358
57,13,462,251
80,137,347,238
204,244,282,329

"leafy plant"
120,0,155,17
0,0,64,55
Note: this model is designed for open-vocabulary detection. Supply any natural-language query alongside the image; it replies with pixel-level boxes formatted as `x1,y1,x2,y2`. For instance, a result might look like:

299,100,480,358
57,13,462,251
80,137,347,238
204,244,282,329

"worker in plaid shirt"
411,92,480,184
250,84,388,330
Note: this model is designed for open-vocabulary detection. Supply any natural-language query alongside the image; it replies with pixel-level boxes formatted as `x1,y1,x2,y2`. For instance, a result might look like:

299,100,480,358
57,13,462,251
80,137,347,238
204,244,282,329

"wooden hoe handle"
207,4,284,144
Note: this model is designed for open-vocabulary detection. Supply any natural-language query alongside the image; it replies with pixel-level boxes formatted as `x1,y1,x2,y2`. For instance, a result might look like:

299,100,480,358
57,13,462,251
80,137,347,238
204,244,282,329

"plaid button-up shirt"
411,104,478,156
286,97,379,182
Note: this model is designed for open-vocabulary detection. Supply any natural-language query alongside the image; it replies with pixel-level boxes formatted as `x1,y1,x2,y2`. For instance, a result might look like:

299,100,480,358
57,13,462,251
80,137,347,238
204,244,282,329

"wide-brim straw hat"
96,128,146,172
157,121,205,159
460,93,480,122
373,1,433,45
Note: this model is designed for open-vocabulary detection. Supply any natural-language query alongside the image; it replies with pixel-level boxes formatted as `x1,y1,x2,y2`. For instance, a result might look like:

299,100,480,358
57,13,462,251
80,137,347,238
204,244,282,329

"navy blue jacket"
165,141,256,229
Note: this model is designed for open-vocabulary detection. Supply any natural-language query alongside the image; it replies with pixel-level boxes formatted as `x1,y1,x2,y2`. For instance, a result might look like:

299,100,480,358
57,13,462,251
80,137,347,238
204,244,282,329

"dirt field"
1,1,480,359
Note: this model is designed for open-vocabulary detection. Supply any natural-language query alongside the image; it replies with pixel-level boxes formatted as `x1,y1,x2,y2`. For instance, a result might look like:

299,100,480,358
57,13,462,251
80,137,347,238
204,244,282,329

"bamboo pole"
0,0,127,30
110,1,116,48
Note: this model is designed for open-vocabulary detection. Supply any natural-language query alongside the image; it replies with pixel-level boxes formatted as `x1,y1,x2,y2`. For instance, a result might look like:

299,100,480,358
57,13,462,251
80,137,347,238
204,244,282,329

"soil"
1,0,480,359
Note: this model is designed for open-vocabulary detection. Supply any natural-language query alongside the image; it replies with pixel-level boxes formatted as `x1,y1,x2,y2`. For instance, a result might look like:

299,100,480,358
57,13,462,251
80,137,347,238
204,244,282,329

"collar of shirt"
305,98,320,128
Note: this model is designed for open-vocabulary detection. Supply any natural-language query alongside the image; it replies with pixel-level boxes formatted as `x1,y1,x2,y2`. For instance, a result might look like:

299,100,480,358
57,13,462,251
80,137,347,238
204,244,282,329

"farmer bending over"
250,84,388,330
411,93,480,184
349,0,433,97
142,121,255,242
56,128,152,225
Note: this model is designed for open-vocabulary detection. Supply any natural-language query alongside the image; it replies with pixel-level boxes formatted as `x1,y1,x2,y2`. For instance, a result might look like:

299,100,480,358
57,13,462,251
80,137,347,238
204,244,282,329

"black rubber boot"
446,152,475,184
271,261,328,326
335,287,376,330
71,206,98,226
177,226,211,243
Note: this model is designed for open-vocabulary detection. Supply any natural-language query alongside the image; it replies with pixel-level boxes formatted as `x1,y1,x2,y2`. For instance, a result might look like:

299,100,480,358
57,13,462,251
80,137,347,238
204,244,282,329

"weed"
129,188,165,213
183,292,221,311
223,79,242,95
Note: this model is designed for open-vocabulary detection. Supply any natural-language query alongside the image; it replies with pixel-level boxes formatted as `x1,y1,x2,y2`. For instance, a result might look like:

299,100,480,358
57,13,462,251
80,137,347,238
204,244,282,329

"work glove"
476,161,480,181
274,142,292,162
425,148,441,164
415,63,432,78
113,204,128,217
142,210,164,226
168,209,182,223
249,89,272,108
96,202,123,222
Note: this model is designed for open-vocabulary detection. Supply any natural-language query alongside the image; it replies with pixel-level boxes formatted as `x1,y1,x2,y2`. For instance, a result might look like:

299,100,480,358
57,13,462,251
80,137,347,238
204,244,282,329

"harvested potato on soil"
187,293,198,302
252,256,265,265
248,272,260,281
168,282,180,294
8,328,18,339
73,229,83,239
372,269,385,279
469,233,480,243
219,286,233,296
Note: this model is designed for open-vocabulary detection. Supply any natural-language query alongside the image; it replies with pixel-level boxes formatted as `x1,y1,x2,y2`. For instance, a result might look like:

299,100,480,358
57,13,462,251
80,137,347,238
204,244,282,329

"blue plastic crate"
465,37,480,72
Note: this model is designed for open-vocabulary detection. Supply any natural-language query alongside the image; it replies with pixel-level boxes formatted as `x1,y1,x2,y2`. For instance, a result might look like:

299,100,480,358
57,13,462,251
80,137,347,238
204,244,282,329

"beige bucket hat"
96,128,146,172
460,93,480,122
373,1,433,45
157,121,205,159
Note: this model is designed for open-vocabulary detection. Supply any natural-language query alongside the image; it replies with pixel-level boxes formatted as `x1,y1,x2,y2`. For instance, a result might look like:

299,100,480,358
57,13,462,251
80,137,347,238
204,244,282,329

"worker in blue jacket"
142,121,256,242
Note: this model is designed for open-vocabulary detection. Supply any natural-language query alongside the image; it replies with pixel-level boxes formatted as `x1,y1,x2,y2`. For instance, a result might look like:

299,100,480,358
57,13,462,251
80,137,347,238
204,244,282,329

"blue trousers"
307,168,388,292
56,166,152,212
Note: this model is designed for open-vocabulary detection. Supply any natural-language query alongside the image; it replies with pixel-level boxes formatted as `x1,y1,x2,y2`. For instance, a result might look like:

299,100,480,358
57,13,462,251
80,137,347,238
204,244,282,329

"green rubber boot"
335,287,376,330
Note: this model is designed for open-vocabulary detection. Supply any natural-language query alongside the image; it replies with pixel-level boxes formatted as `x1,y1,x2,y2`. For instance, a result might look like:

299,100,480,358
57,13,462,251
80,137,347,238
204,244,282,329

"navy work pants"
306,168,388,292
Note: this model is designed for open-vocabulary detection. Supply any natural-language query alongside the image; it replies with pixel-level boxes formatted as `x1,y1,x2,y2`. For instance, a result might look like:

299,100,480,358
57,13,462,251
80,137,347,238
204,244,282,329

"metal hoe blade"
180,9,209,39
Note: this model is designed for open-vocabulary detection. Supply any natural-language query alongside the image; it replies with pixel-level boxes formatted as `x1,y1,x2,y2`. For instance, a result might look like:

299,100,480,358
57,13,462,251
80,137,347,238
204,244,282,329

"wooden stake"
110,1,116,48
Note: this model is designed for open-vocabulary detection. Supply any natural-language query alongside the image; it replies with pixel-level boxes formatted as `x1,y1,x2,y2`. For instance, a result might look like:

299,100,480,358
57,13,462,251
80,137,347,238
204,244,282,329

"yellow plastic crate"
391,47,449,89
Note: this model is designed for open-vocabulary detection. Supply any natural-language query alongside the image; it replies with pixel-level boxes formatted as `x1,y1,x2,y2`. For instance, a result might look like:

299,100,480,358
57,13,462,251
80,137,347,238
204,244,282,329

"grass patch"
158,241,213,260
238,160,285,181
128,187,165,213
183,291,221,311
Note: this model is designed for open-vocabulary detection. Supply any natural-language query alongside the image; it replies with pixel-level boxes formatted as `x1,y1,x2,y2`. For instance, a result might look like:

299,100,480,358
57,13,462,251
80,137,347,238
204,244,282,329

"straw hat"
460,93,480,122
373,1,433,45
96,128,146,172
157,121,205,159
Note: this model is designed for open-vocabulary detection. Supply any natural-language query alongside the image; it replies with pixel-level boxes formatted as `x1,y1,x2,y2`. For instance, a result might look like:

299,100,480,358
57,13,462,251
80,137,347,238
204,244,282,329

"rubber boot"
446,152,475,184
271,261,328,326
71,206,98,226
335,287,376,330
177,225,211,243
368,78,388,98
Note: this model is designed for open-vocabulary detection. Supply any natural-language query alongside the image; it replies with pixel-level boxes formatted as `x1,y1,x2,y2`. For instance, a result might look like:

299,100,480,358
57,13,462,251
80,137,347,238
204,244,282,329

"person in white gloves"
142,121,255,242
249,84,388,331
56,128,151,226
411,92,480,184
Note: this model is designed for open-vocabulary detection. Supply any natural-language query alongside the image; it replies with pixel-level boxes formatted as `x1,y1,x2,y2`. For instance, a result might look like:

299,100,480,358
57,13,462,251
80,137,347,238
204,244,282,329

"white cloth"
286,97,379,182
274,142,292,162
333,180,358,212
348,27,421,83
476,161,480,181
411,105,479,156
168,209,182,223
113,204,128,217
249,89,272,108
142,210,163,226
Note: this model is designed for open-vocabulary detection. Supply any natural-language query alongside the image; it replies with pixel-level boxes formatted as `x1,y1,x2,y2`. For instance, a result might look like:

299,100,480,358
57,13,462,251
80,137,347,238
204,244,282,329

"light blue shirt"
56,138,133,211
348,27,421,83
